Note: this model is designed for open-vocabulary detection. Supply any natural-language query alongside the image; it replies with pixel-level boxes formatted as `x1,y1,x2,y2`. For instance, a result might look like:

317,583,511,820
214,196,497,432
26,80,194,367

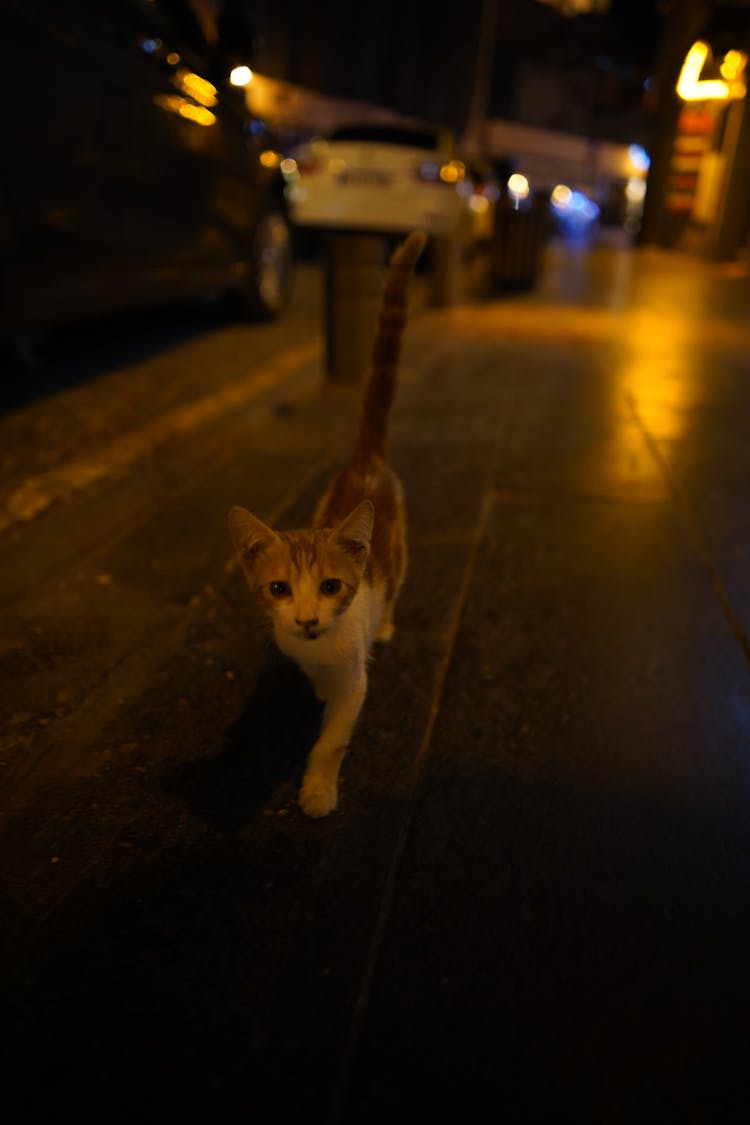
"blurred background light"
550,183,572,209
175,69,217,107
230,65,253,87
628,144,650,173
625,176,647,204
177,102,216,126
507,172,530,202
676,41,729,102
720,50,745,82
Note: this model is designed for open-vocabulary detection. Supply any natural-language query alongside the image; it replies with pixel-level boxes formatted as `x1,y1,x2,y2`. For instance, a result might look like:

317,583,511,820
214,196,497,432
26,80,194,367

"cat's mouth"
298,625,323,641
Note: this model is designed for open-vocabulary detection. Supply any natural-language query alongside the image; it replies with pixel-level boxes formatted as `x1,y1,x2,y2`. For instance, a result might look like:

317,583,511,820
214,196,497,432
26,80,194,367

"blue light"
629,144,651,172
569,191,599,221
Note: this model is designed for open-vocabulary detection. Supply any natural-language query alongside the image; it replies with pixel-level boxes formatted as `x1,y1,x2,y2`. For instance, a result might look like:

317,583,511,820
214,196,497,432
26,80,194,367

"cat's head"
229,501,373,642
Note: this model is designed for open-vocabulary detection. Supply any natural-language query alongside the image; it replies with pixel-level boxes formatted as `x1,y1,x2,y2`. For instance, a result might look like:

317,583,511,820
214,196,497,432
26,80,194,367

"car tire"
243,208,292,320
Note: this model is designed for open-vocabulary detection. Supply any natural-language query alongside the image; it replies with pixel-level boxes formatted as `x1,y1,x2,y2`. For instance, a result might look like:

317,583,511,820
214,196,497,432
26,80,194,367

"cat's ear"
228,506,278,563
332,500,373,562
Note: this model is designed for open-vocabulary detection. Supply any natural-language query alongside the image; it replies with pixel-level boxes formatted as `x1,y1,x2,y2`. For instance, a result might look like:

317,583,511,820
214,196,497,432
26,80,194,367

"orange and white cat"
229,230,426,817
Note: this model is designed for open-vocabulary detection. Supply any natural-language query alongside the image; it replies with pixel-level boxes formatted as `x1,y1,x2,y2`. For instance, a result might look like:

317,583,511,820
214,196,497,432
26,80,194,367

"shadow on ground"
163,653,323,828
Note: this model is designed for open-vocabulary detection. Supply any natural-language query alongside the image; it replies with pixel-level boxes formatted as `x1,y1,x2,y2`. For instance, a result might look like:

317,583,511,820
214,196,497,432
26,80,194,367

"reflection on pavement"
449,238,750,501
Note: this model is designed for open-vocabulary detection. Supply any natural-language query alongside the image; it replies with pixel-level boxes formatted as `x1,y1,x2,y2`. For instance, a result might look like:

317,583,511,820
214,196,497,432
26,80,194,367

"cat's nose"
295,616,319,628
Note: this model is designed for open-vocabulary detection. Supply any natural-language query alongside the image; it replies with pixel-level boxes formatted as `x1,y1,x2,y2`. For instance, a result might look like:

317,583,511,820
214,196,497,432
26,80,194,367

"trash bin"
490,199,548,290
324,233,387,383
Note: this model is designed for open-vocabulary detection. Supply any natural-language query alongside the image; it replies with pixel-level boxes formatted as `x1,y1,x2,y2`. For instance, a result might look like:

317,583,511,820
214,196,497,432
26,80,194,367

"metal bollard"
324,233,387,383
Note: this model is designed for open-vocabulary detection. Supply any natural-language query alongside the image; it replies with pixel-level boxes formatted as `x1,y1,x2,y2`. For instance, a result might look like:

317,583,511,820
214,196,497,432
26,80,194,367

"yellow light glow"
259,149,282,168
625,176,647,204
676,41,729,101
178,102,216,126
439,160,465,184
175,68,217,107
507,172,530,199
551,183,572,208
166,51,180,65
230,65,253,87
611,310,702,496
280,157,298,175
720,50,744,81
153,93,184,116
153,93,216,125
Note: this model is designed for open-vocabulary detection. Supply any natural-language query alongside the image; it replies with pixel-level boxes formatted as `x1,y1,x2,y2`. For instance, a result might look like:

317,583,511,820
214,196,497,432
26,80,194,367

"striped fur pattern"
229,230,425,817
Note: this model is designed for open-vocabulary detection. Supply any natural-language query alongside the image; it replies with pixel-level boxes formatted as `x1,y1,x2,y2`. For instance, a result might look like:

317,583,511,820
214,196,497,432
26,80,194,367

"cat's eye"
269,580,291,598
319,578,342,596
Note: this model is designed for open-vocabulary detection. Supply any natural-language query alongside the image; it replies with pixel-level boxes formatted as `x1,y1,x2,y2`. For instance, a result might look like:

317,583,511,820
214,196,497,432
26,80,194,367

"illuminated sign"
676,41,746,102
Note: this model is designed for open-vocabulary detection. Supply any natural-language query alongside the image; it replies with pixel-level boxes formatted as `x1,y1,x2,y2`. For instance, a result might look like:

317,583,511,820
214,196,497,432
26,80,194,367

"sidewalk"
2,240,750,1123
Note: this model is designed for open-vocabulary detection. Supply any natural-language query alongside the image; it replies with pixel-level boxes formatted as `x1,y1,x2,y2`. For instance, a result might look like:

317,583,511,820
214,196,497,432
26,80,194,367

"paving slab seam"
326,482,498,1125
624,389,750,672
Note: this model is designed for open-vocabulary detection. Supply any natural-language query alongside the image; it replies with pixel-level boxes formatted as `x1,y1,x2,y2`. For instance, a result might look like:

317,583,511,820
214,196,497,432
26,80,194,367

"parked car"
1,0,292,334
286,122,473,237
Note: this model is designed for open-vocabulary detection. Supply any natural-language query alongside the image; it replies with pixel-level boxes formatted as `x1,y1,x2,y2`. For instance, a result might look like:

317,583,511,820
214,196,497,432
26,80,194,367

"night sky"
223,0,666,134
228,0,486,131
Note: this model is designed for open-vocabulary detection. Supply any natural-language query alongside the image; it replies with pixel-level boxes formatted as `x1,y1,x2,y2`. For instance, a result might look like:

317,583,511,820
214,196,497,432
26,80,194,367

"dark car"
1,0,292,333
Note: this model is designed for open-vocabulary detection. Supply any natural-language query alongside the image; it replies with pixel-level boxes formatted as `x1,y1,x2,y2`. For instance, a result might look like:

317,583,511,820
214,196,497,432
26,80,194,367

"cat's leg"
299,673,367,818
376,549,406,643
375,601,396,643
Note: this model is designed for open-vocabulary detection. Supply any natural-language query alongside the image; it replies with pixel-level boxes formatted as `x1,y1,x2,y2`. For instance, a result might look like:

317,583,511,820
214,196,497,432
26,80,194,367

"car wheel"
244,208,292,320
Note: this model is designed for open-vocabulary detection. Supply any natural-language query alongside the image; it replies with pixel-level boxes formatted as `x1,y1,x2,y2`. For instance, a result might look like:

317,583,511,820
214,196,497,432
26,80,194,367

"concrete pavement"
1,240,749,1123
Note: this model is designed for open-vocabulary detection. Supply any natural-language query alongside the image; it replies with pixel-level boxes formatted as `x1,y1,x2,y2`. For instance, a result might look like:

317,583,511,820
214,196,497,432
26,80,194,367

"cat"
229,229,426,818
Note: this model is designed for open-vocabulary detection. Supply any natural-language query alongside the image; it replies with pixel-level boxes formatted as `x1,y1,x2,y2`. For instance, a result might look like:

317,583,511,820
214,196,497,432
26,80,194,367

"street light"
507,172,530,209
230,65,253,87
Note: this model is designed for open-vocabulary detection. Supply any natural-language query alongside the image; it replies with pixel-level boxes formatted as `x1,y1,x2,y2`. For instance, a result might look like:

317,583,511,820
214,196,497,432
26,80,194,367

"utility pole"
462,0,499,157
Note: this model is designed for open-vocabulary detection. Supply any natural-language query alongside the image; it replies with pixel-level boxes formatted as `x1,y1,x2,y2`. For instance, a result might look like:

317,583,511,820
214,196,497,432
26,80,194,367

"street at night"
1,239,749,1121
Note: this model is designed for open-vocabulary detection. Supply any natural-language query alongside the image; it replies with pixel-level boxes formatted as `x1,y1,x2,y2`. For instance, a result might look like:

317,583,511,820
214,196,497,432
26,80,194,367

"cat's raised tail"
350,229,427,471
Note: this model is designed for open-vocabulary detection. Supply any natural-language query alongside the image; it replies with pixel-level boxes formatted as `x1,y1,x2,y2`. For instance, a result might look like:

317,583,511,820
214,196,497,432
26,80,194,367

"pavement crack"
326,482,498,1125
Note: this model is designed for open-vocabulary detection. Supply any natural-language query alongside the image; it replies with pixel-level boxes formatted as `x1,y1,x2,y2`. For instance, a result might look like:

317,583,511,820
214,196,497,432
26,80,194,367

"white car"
285,123,471,237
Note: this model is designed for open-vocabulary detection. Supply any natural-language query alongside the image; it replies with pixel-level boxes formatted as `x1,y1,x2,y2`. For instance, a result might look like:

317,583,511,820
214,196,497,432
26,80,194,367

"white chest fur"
275,580,384,701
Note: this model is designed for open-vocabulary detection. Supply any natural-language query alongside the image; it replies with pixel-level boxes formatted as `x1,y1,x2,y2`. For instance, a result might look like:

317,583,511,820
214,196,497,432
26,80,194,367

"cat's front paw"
299,777,338,818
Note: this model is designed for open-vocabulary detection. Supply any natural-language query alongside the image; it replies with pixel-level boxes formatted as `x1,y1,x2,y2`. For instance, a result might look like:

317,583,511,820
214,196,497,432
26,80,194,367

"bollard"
324,233,387,383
